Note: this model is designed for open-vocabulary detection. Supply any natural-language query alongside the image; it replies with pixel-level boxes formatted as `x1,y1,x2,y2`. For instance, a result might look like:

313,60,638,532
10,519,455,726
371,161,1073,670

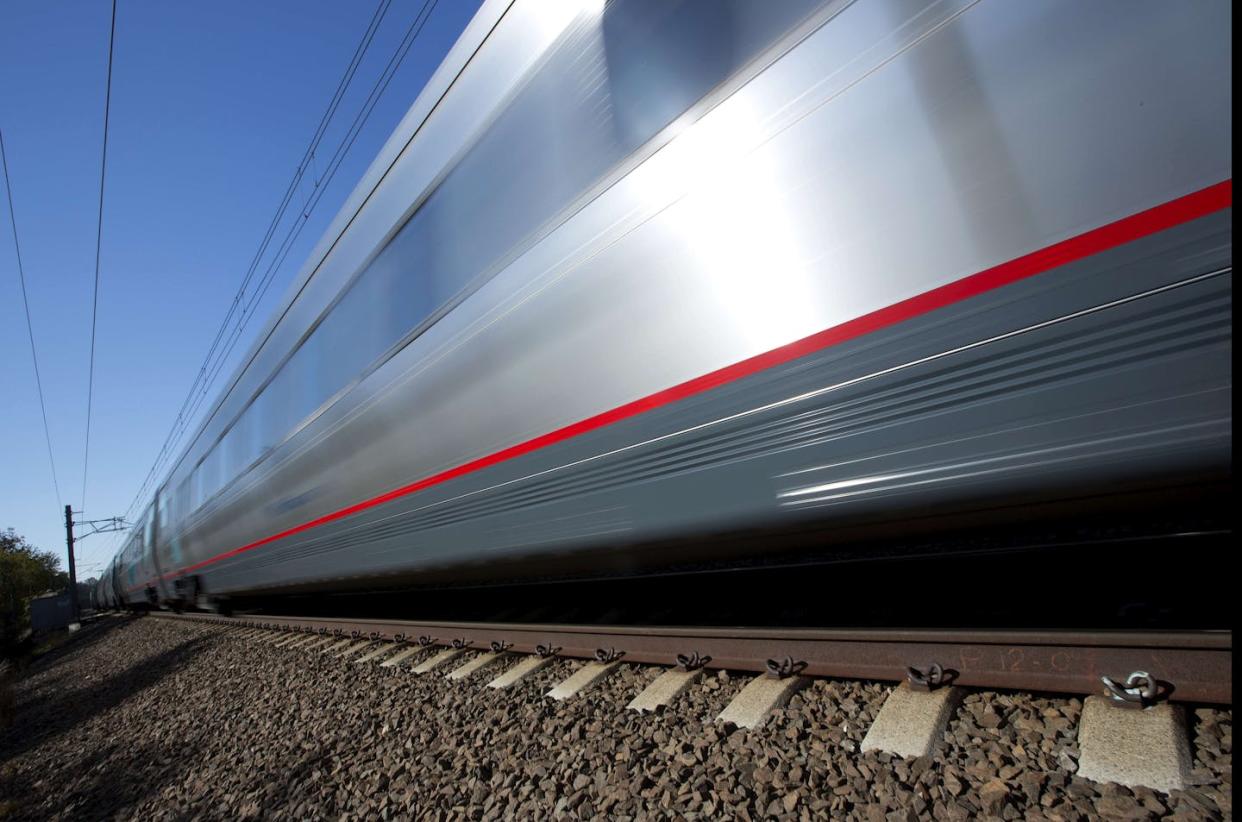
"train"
98,0,1232,611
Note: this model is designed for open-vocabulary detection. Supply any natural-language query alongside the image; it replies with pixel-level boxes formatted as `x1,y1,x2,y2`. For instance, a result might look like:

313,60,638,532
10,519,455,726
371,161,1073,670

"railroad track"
152,611,1231,704
148,610,1229,795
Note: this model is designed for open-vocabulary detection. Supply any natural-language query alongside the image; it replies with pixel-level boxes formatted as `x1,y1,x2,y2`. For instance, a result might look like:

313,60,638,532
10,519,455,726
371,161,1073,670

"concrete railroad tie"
283,635,322,650
378,646,423,668
487,656,552,689
447,651,511,681
320,638,356,654
354,643,405,665
335,641,376,660
302,636,340,651
627,669,703,713
717,675,807,729
412,648,465,674
1076,696,1192,794
231,624,1207,795
860,682,963,759
547,661,620,700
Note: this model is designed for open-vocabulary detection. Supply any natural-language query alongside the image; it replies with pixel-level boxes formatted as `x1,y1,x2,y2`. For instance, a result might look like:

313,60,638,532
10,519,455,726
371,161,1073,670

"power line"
0,127,63,509
179,0,439,446
111,0,396,530
174,0,396,446
81,0,118,513
110,0,438,539
185,0,439,462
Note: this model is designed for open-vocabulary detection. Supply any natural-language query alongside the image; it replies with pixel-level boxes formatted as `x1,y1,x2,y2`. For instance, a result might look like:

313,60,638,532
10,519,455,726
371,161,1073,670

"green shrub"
1,529,68,651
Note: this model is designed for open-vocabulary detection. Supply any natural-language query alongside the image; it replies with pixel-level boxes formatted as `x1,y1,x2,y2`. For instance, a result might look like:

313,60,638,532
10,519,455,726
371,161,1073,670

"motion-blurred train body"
98,0,1232,609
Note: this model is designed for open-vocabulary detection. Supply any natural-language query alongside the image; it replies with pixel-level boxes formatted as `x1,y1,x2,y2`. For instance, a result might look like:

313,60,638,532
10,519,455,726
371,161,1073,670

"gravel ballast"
0,616,1231,820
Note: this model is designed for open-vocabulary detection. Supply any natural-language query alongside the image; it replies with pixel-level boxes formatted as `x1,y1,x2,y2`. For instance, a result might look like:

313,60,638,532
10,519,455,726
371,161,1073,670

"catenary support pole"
64,504,79,624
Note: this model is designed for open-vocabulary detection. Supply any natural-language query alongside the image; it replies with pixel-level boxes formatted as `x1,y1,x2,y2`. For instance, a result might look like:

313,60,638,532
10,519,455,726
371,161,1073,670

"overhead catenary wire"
1,127,64,509
81,0,118,514
182,0,440,432
110,0,396,530
109,0,438,544
111,0,407,532
153,0,441,501
159,0,397,463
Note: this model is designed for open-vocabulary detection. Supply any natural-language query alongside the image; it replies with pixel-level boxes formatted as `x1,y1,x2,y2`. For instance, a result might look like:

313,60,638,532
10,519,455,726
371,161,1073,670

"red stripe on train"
151,179,1231,585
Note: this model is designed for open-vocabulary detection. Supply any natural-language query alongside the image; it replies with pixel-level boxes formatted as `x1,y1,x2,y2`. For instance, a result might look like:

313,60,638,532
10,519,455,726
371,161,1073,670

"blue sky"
0,0,480,578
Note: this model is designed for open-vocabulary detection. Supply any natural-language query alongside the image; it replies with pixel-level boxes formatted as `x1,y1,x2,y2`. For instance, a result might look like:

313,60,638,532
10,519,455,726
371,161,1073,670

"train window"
311,309,353,411
379,210,435,338
191,466,203,511
601,0,821,151
253,371,284,459
364,0,825,368
244,407,265,466
199,452,215,504
245,405,262,468
256,356,306,458
224,406,256,481
200,447,222,504
189,465,202,512
175,476,191,527
197,460,210,509
283,344,320,435
190,468,201,512
219,432,234,487
211,445,226,498
141,506,155,572
157,492,170,536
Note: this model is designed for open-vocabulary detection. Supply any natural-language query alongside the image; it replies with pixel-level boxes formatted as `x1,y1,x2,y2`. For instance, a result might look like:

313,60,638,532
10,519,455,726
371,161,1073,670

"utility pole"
64,507,128,625
64,505,78,623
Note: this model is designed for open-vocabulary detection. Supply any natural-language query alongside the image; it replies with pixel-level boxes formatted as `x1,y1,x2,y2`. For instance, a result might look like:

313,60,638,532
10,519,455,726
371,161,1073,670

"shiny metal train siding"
112,0,1231,603
180,214,1235,596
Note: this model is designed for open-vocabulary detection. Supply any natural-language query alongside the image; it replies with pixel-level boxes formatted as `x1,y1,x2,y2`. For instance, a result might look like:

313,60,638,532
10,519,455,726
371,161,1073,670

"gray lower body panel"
199,211,1232,595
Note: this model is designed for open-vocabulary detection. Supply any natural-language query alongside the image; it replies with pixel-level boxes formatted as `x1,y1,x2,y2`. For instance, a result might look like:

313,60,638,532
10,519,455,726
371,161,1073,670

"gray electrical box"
29,592,74,632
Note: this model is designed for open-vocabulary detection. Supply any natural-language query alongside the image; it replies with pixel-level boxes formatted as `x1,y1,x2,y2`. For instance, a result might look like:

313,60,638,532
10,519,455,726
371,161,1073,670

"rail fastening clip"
1101,670,1164,709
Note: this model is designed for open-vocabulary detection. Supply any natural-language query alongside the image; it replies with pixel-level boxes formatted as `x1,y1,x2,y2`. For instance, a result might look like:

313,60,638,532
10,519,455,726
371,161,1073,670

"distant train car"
112,0,1231,608
93,568,106,610
98,560,120,610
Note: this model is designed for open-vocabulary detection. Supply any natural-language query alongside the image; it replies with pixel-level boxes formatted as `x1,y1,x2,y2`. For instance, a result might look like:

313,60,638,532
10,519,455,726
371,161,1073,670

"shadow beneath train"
0,616,142,729
0,734,199,822
0,629,209,763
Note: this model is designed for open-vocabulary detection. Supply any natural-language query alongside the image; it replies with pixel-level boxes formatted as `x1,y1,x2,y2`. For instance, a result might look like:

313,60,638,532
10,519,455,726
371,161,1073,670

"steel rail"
151,611,1232,704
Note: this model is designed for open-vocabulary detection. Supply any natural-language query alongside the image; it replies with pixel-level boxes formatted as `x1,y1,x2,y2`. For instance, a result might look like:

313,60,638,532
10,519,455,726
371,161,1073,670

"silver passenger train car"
101,0,1232,608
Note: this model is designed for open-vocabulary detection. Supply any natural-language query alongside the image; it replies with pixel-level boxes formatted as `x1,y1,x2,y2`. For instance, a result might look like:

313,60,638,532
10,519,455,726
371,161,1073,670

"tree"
1,529,69,650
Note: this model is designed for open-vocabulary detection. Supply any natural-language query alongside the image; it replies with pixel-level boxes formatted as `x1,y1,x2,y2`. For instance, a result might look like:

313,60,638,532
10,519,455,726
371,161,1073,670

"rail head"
149,611,1232,704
